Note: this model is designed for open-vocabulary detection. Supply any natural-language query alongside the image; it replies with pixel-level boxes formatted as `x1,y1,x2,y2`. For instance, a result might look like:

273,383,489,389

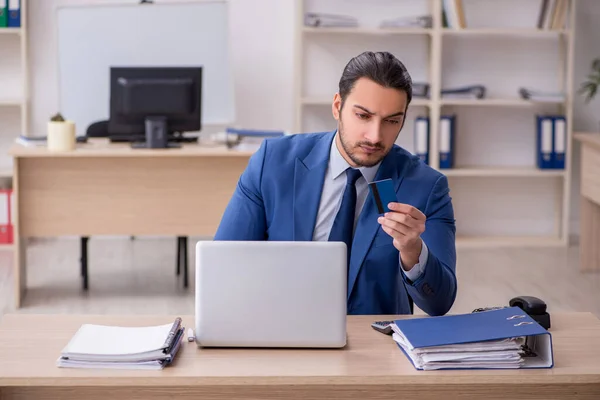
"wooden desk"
574,133,600,272
9,139,252,307
0,313,599,399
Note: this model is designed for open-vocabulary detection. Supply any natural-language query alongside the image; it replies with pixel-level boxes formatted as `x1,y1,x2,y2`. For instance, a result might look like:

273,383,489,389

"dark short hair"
338,51,412,108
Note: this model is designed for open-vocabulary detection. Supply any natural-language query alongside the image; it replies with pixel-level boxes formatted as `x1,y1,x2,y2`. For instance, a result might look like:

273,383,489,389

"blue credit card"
368,178,397,214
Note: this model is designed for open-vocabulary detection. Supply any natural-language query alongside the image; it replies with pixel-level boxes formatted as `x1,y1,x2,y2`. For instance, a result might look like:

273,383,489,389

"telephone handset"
509,296,551,329
472,296,551,330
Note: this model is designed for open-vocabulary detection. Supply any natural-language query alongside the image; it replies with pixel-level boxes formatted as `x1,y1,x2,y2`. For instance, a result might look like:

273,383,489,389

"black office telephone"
472,296,551,330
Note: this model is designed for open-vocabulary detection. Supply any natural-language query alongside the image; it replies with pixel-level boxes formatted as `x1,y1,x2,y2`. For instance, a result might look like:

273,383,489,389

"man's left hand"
377,203,426,270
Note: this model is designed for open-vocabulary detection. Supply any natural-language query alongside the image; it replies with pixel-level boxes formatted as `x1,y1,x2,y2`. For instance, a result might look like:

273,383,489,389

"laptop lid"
195,241,347,348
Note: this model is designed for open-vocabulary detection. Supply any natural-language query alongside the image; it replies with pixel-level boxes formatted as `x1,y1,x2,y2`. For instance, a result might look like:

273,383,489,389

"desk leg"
580,196,600,272
13,235,26,308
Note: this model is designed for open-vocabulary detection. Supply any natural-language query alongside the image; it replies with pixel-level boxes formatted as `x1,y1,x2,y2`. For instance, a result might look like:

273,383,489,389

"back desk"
0,313,599,399
9,140,253,307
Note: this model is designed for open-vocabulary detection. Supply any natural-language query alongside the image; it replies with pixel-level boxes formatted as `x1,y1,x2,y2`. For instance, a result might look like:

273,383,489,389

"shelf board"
441,167,565,178
0,28,22,35
302,97,431,107
0,98,23,107
0,243,13,250
440,98,564,107
456,235,564,249
0,169,13,178
302,27,432,36
441,28,569,37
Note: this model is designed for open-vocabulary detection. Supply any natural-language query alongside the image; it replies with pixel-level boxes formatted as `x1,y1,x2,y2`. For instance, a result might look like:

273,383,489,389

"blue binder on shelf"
391,306,554,371
414,116,429,164
536,115,553,169
7,0,19,28
438,115,455,169
552,115,566,169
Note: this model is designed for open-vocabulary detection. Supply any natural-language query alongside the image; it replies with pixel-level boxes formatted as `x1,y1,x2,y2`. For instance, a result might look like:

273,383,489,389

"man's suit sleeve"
213,140,268,240
401,174,457,316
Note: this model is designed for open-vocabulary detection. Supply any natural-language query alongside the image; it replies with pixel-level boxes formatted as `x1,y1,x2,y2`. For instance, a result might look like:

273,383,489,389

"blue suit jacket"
214,130,457,316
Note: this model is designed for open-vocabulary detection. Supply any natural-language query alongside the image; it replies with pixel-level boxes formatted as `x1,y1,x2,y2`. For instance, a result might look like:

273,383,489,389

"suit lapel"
347,151,405,300
293,132,335,241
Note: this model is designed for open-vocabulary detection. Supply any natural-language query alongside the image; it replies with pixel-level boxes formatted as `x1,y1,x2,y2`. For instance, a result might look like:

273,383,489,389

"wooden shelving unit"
295,0,576,248
0,0,28,179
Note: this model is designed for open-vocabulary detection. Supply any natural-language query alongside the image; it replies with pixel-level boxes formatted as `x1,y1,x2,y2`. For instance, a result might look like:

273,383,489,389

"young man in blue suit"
214,51,457,316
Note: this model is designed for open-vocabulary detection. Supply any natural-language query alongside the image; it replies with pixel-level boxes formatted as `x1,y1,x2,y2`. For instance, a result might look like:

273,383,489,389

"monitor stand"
131,116,180,149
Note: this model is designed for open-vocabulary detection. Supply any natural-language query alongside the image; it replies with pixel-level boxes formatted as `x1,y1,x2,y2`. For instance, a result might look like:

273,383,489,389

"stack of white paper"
519,87,566,102
392,327,526,370
56,319,184,370
304,12,358,28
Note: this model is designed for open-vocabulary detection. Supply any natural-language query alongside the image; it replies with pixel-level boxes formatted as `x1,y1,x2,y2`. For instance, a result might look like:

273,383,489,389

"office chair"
79,121,189,290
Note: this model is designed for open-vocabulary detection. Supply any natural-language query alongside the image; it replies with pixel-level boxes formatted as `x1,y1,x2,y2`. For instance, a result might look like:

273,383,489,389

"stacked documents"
56,318,185,370
390,307,553,370
304,12,358,28
518,87,566,103
379,15,432,29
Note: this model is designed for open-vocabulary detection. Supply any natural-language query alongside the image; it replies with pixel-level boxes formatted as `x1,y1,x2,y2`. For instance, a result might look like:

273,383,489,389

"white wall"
28,0,296,135
25,0,600,238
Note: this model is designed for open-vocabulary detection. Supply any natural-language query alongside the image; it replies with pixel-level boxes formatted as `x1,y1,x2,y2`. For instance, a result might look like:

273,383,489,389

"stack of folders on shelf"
413,115,455,169
304,12,358,28
519,87,566,103
0,0,21,28
56,317,185,370
536,115,566,169
379,15,432,29
391,307,554,371
441,85,486,100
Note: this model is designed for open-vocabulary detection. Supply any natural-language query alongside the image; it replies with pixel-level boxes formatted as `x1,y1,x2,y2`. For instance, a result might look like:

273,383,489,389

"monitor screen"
108,67,202,136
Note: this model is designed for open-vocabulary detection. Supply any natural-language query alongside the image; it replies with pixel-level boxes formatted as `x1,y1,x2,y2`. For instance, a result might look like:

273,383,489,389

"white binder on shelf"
439,115,455,169
414,116,429,164
552,116,566,169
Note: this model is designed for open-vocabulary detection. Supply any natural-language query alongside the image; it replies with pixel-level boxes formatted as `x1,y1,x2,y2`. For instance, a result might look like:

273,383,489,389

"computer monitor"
108,67,202,147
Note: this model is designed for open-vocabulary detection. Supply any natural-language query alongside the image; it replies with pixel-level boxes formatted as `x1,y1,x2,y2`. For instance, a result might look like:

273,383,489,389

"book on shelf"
442,0,466,29
56,317,185,370
538,0,570,30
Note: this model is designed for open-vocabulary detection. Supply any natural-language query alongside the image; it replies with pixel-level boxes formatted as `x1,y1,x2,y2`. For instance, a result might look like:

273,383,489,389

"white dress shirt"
311,134,428,281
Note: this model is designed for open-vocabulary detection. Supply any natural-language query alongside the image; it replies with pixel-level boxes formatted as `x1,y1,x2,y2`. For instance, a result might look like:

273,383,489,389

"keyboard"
109,135,198,143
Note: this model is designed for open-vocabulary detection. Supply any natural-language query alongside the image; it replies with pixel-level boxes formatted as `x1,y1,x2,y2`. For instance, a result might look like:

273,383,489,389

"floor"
0,237,599,321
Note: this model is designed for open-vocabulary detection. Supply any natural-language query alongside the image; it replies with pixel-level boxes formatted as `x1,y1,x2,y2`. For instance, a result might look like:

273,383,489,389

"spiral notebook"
391,307,553,370
56,317,184,370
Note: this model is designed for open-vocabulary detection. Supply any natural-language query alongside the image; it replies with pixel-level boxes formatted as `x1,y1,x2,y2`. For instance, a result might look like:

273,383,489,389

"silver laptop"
194,240,347,348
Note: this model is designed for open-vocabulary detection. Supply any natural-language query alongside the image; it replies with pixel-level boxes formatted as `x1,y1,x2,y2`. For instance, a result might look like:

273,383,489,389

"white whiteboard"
56,0,235,134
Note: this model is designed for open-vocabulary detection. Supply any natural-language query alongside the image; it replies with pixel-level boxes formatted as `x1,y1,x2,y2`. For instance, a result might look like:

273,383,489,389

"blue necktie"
328,168,363,268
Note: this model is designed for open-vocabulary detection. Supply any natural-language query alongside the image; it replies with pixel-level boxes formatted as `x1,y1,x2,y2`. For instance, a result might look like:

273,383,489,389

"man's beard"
338,118,387,168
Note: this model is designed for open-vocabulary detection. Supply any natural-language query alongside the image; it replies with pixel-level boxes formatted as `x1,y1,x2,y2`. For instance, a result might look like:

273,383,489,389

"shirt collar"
329,131,381,183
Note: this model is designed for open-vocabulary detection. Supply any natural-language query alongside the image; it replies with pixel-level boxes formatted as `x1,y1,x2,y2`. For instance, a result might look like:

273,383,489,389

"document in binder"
0,189,11,244
391,306,553,370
